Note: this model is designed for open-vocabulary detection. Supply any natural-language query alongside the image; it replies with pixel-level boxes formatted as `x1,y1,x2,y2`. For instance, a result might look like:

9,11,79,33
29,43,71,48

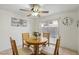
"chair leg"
42,43,46,47
57,51,59,55
27,45,30,47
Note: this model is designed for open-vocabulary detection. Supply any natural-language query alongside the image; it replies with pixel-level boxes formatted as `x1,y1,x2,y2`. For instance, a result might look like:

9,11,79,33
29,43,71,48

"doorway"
40,20,59,43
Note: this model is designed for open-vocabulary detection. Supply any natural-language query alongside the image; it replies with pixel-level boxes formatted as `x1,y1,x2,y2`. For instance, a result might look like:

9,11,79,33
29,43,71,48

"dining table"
25,36,48,55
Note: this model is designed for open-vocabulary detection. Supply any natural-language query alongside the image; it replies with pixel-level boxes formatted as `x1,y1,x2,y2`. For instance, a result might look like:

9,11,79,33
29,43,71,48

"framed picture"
11,17,27,27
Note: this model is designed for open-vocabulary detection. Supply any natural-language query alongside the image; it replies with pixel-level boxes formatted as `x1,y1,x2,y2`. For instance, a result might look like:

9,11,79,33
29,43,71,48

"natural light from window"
41,20,58,27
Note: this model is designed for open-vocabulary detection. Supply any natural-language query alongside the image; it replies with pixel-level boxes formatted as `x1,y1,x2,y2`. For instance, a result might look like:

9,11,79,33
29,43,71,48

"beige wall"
0,9,31,51
77,9,79,53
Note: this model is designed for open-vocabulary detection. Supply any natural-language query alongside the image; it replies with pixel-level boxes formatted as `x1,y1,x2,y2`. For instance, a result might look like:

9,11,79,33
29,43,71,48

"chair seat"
41,44,55,55
18,47,32,55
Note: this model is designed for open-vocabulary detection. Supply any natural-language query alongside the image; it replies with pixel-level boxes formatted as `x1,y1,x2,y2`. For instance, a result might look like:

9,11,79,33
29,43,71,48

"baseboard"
60,46,78,53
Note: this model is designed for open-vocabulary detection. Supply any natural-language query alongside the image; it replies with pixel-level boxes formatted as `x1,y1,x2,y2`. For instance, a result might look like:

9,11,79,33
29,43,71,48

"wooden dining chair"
43,32,50,46
10,37,18,55
41,37,60,55
10,37,33,55
22,33,30,47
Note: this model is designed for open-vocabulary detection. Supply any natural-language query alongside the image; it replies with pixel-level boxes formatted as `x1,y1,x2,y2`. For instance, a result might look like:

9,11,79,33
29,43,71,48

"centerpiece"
33,32,41,40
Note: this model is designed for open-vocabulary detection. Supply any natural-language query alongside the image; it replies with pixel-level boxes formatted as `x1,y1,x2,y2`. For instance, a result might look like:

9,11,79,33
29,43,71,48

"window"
40,20,58,38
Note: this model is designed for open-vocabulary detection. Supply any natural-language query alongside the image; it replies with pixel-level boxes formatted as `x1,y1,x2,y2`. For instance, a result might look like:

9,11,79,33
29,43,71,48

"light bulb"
32,12,38,16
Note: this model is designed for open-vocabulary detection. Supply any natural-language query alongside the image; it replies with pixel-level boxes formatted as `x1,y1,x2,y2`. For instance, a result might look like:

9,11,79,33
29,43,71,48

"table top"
25,37,48,45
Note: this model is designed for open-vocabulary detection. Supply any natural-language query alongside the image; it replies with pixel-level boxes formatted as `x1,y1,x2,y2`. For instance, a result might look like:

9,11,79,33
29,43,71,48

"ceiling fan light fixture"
20,4,49,17
32,12,39,16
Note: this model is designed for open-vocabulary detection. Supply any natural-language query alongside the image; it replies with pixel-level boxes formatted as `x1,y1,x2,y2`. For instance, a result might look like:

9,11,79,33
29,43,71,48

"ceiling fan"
19,4,49,17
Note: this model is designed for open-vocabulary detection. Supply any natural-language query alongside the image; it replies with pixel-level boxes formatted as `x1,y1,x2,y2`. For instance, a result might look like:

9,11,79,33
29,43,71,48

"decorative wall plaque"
11,17,27,27
62,17,73,26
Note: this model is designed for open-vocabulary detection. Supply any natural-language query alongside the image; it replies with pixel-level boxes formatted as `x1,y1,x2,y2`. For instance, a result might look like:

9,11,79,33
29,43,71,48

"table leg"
34,45,39,55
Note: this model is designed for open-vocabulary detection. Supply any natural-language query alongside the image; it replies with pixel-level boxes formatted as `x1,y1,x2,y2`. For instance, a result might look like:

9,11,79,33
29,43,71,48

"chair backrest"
22,33,29,47
22,33,29,41
10,37,18,55
54,38,60,55
43,32,50,46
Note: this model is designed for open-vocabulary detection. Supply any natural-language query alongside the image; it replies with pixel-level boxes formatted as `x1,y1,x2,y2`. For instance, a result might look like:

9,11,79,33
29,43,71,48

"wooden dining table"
25,36,48,55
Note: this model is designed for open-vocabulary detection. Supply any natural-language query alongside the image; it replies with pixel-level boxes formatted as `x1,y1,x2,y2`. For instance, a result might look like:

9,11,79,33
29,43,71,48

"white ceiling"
0,4,79,17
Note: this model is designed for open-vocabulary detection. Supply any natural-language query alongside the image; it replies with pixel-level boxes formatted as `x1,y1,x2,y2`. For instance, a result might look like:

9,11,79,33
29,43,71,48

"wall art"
62,17,73,26
11,17,27,27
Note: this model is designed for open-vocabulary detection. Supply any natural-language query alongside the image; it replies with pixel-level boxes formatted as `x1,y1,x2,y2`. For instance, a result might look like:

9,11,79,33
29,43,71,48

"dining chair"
10,37,33,55
41,37,60,55
22,33,30,47
43,32,50,46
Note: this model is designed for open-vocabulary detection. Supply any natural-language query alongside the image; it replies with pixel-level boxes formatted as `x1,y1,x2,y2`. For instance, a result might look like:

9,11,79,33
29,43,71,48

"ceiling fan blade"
27,14,31,16
40,11,49,13
19,9,30,11
37,14,40,17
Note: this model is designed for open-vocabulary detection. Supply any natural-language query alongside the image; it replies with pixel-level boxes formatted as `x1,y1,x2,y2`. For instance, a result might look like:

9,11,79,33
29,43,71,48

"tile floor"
0,38,78,55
